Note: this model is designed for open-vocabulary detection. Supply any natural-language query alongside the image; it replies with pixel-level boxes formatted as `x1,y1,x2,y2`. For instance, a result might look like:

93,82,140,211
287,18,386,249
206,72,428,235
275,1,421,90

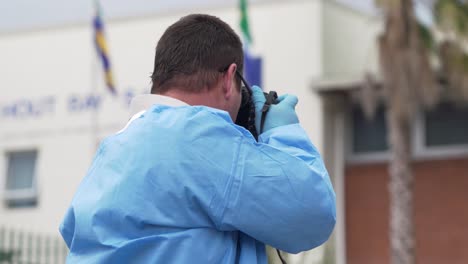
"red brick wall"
345,163,390,264
345,157,468,264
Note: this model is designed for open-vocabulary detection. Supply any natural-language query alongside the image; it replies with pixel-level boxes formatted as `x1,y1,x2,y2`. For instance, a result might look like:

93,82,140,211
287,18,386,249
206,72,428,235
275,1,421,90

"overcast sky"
0,0,378,34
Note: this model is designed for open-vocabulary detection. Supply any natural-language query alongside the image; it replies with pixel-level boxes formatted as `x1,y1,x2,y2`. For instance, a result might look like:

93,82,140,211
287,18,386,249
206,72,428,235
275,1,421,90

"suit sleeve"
217,124,336,254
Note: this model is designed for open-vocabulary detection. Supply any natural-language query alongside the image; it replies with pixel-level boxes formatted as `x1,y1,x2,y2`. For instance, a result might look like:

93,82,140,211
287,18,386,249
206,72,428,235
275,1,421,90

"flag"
93,0,116,95
239,0,262,88
240,0,252,44
244,50,262,88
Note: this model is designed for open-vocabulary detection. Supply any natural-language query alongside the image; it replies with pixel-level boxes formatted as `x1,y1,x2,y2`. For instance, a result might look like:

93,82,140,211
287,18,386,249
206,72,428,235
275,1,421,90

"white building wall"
322,0,381,81
320,2,383,264
0,0,323,237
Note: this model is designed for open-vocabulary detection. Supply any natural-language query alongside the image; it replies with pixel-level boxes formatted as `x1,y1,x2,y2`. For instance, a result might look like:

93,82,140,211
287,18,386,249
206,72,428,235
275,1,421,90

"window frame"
3,149,39,206
346,105,468,164
345,106,390,164
414,109,468,160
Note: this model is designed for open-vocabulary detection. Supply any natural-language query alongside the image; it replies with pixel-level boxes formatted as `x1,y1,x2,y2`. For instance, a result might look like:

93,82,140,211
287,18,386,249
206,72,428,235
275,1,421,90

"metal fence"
0,227,68,264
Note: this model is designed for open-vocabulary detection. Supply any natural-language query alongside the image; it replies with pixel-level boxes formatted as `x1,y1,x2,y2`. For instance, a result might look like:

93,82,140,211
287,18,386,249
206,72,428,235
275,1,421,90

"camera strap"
260,91,278,134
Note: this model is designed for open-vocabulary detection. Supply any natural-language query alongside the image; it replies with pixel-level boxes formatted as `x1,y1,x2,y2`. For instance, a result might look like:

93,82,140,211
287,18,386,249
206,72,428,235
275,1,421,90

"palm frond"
418,22,435,51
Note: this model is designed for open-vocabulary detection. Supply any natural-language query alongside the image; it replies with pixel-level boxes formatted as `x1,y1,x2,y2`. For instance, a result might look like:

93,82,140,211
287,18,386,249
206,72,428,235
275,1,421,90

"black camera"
234,70,277,140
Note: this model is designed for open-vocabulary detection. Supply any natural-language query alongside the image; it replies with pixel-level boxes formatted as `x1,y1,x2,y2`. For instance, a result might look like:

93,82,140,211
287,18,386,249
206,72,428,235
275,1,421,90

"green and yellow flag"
239,0,262,87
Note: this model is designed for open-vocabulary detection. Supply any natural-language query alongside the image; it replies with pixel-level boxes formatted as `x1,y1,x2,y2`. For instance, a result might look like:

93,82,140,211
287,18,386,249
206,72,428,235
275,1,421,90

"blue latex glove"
251,85,299,135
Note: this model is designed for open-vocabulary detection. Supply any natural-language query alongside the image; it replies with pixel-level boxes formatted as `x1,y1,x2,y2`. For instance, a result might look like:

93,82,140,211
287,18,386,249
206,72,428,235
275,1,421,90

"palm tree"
363,1,468,263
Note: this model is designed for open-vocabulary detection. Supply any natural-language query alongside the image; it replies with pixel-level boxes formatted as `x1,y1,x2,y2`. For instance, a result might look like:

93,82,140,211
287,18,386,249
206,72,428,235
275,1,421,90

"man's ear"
222,63,237,99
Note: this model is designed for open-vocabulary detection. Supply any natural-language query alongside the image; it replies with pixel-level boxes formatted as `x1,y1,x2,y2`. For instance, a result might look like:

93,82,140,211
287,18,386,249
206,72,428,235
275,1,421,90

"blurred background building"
0,0,467,263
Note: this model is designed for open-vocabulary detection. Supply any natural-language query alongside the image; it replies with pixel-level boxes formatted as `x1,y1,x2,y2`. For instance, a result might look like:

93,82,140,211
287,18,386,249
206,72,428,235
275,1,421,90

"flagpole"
92,48,100,151
91,1,100,152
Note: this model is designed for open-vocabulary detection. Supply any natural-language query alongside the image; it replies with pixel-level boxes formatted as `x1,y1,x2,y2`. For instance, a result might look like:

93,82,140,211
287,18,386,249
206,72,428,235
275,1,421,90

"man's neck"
158,89,221,109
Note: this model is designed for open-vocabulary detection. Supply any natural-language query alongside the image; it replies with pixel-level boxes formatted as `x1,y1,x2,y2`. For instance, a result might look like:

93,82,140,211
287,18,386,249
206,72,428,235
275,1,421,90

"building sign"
0,88,142,120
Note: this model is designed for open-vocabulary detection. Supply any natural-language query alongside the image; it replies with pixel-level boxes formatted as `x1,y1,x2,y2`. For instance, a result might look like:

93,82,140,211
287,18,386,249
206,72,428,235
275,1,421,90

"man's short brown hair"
151,14,244,94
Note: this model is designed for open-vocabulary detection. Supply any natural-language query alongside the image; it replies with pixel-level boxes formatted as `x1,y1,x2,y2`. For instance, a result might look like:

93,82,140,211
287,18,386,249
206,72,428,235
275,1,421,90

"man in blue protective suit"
59,14,336,263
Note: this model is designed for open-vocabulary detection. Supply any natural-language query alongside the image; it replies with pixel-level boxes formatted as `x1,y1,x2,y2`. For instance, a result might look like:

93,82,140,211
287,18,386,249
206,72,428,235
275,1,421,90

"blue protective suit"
59,95,336,263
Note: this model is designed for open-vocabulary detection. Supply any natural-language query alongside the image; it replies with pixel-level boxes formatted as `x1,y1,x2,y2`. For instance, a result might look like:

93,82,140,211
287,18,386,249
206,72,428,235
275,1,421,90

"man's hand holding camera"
251,85,300,135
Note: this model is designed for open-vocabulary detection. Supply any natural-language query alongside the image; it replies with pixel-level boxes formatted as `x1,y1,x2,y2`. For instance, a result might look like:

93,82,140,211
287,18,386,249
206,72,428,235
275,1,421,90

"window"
347,101,468,163
425,103,468,147
4,150,38,208
351,105,389,154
